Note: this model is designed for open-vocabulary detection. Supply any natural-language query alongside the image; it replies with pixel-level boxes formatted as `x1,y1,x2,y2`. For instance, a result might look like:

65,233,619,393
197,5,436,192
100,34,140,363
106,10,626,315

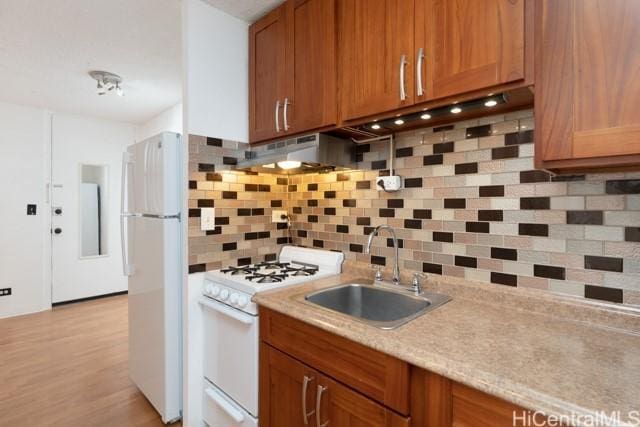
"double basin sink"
305,280,451,329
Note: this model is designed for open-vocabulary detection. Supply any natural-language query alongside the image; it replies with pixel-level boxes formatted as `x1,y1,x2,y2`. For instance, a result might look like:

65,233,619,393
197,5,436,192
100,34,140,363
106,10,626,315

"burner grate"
221,266,259,275
254,261,290,270
245,272,289,283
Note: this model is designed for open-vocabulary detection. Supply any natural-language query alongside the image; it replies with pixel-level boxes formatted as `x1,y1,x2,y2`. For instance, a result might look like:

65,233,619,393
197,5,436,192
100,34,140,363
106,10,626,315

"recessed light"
394,119,405,125
371,123,381,130
277,161,302,170
420,113,431,120
450,107,462,114
484,99,498,107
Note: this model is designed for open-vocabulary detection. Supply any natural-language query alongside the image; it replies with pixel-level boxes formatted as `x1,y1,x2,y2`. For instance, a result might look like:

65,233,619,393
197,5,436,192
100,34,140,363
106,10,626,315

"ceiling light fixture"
394,119,405,125
371,123,381,130
89,70,124,97
450,106,462,114
484,99,498,107
420,113,431,120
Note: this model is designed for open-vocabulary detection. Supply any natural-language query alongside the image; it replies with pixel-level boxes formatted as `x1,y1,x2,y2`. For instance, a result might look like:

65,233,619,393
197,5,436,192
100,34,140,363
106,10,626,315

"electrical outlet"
272,210,288,223
376,176,402,192
0,288,11,297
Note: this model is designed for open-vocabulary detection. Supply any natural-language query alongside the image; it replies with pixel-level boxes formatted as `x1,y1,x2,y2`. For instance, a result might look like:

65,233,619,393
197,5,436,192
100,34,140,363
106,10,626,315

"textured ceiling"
0,0,182,124
202,0,285,22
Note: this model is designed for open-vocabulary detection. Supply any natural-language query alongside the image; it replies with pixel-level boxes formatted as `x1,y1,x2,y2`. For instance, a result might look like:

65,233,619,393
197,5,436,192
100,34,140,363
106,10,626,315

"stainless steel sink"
305,281,451,329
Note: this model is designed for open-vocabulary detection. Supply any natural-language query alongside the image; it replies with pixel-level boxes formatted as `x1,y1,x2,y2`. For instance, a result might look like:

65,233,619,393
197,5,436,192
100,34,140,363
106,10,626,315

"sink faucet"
365,225,401,285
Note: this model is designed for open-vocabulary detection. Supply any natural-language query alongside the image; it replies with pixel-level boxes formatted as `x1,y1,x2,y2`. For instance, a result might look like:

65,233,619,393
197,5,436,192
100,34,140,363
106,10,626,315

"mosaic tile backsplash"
188,110,640,306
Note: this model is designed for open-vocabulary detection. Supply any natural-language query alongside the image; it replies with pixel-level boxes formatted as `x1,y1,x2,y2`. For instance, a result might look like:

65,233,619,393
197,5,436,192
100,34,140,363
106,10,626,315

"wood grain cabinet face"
260,343,318,427
416,0,526,102
250,0,337,143
536,0,640,169
338,0,415,121
249,6,287,142
285,0,337,134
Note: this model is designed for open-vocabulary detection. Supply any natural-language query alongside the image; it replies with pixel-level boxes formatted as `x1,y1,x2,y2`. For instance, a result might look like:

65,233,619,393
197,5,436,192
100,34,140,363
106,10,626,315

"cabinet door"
316,373,410,427
338,0,414,121
285,0,337,134
249,5,287,143
260,343,318,427
417,0,525,101
536,0,640,168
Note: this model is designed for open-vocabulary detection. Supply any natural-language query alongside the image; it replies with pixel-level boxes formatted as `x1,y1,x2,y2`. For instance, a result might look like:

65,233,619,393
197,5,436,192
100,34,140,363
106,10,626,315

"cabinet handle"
416,47,425,97
399,54,408,101
283,98,290,131
302,375,315,425
275,100,281,132
316,385,329,427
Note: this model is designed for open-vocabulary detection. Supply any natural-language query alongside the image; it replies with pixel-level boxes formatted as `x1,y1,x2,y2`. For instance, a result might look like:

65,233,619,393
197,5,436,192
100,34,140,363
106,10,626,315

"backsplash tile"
283,110,640,306
188,110,640,306
187,135,287,271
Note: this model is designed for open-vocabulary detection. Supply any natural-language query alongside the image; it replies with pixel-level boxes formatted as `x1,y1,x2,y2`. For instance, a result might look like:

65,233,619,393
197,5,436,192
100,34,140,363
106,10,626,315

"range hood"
236,133,355,175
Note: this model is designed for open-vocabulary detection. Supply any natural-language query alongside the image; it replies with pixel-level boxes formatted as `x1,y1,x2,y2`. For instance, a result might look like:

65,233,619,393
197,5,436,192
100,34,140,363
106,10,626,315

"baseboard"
52,290,128,307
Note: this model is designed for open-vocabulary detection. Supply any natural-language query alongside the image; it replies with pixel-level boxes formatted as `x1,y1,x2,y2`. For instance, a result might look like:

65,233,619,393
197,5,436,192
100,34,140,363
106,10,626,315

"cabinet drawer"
260,307,410,415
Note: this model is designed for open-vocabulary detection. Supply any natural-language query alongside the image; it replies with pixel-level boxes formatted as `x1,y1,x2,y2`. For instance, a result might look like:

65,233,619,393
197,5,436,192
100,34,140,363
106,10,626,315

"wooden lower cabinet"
260,343,410,427
260,308,547,427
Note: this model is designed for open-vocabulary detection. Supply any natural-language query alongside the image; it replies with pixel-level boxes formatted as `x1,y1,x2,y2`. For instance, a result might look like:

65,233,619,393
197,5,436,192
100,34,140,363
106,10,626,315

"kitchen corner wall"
188,109,640,307
187,135,288,273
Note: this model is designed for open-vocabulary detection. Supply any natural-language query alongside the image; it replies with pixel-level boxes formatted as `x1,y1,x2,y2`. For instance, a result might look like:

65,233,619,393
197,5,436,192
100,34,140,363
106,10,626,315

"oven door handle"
205,386,245,423
199,298,255,325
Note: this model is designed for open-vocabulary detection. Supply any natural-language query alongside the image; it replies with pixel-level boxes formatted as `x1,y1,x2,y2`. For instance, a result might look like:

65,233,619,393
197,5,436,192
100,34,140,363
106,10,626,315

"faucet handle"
411,272,425,293
374,267,383,282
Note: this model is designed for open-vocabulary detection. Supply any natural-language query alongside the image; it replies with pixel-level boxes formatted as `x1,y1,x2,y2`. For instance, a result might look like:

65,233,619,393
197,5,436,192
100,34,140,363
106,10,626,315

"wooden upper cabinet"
536,0,640,170
338,0,415,121
249,6,287,142
416,0,526,102
285,0,337,134
249,0,337,143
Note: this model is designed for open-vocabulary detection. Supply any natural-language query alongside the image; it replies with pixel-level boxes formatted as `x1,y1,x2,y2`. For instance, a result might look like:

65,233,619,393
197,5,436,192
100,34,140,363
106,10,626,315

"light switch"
201,208,216,231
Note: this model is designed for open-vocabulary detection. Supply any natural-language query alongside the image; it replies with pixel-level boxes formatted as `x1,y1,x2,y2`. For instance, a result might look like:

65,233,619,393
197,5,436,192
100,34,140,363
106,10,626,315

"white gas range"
199,246,344,426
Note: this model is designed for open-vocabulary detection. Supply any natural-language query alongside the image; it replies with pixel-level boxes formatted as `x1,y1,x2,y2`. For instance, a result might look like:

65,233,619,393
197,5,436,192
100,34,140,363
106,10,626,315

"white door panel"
51,114,132,303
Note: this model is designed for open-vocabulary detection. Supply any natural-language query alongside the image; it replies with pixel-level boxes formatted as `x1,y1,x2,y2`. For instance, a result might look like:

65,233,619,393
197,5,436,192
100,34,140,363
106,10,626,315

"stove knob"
204,283,214,295
219,289,229,300
237,295,248,307
210,286,220,297
229,293,239,305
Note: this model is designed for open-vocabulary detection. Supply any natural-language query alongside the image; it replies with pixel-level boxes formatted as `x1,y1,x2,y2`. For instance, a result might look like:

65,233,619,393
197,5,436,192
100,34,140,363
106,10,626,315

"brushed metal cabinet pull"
416,47,425,96
275,100,281,132
283,98,291,131
316,385,329,427
301,375,315,425
399,54,408,101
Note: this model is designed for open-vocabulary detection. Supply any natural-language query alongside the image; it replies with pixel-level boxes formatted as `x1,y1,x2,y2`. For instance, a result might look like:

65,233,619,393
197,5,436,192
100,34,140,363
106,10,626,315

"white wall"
0,102,50,318
182,1,250,424
183,0,248,141
135,103,183,142
0,101,137,318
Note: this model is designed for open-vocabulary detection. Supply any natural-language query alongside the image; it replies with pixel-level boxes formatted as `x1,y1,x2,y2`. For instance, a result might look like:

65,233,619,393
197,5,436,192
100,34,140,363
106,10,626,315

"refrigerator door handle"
121,152,134,276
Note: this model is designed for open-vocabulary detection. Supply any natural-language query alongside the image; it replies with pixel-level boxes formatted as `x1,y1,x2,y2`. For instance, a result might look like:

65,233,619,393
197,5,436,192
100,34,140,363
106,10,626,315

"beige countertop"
253,267,640,426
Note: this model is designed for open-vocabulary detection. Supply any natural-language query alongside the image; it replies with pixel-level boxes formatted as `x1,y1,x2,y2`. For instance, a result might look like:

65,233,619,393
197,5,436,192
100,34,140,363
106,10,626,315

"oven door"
199,297,259,416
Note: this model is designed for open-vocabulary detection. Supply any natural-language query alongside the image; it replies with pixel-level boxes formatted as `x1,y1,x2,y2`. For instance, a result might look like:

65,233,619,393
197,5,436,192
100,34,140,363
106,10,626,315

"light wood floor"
0,295,180,426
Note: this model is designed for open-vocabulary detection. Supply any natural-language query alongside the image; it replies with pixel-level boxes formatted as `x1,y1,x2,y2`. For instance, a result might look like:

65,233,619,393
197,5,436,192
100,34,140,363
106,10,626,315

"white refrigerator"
121,132,182,423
